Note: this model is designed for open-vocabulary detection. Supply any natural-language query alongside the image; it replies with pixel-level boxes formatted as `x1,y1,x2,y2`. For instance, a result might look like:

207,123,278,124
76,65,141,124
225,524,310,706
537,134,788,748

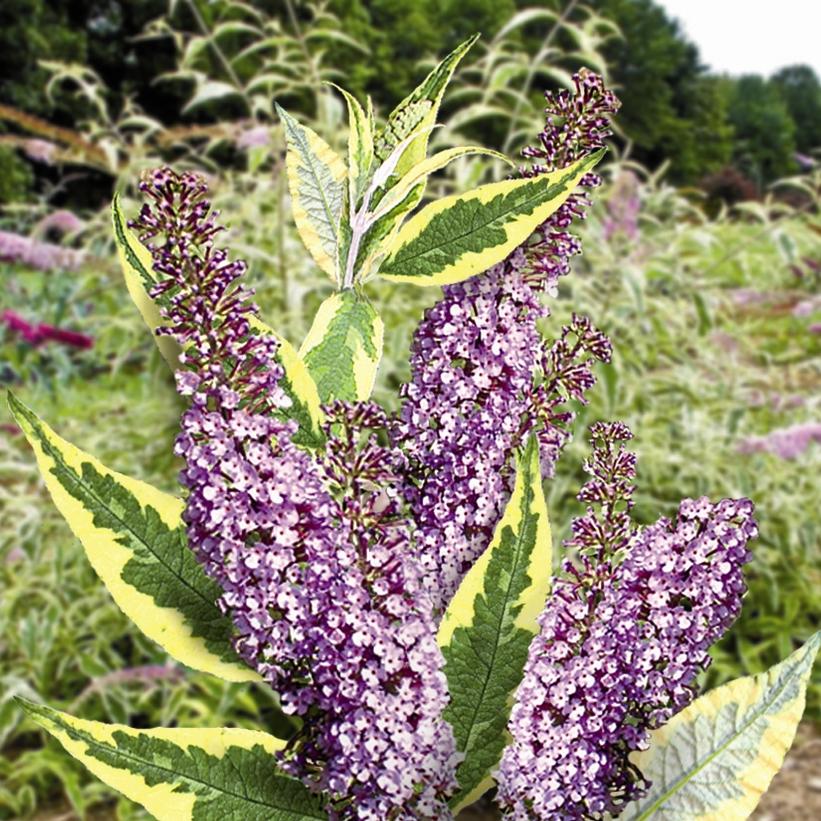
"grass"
1,170,819,818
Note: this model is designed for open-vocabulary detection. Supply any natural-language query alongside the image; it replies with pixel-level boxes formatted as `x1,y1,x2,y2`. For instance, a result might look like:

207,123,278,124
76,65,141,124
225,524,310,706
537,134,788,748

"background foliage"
1,0,819,818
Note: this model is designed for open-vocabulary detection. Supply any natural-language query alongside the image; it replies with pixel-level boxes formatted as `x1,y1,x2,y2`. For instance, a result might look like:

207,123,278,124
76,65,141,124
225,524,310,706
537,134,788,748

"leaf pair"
278,35,604,292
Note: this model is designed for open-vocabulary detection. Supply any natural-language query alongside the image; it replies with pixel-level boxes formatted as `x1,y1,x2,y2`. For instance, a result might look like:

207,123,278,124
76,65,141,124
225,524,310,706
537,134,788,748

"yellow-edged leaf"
328,82,373,206
379,149,604,286
374,34,478,182
17,700,324,820
8,393,257,683
112,193,181,368
438,436,552,811
248,316,325,447
624,632,821,820
298,289,383,403
276,103,346,283
370,145,513,221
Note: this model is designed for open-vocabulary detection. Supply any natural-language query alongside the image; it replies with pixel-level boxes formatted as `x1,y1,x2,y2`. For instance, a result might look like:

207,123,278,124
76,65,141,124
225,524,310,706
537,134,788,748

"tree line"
1,0,819,205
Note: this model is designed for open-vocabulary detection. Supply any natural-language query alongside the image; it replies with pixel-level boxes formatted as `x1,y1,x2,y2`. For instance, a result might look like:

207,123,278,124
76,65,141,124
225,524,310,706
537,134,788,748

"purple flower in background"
2,309,93,349
496,423,756,819
602,170,641,242
395,70,618,613
236,124,271,149
738,422,821,459
792,295,821,317
36,209,84,236
20,138,58,165
0,230,86,271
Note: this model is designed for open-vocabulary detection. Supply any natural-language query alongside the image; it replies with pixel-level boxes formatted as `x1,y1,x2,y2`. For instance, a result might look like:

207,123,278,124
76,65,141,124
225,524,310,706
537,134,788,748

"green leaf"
374,34,478,182
276,103,346,283
299,289,383,403
379,149,605,286
247,317,325,449
18,700,324,820
8,393,256,683
624,632,821,821
112,193,181,368
438,436,552,811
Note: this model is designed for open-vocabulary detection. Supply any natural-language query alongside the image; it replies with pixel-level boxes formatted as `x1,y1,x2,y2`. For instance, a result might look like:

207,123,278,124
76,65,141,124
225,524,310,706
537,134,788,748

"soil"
27,724,821,820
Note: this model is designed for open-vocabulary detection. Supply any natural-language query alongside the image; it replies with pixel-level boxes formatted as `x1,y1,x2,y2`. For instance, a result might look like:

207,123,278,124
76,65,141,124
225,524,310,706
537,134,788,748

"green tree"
591,0,732,183
771,65,821,154
725,74,797,185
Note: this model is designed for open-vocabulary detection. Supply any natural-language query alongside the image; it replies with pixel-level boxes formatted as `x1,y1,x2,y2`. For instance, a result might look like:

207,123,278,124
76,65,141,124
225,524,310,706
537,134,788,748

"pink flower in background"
236,125,271,149
21,138,58,165
810,323,821,334
792,296,821,317
0,230,86,271
2,309,93,350
602,170,640,241
36,210,84,236
738,422,821,460
729,288,772,307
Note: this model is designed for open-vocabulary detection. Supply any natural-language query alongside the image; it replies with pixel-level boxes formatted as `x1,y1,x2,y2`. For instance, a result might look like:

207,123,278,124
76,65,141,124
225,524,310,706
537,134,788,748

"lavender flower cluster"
132,171,456,819
395,71,618,612
496,423,757,819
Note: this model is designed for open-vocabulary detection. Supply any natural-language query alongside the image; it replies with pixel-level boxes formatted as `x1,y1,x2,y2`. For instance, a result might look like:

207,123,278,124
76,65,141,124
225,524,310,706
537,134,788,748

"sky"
657,0,821,78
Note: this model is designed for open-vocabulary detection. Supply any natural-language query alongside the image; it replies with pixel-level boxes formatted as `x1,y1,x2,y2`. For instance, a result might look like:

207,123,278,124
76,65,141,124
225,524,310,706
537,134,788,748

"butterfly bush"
396,70,617,611
132,70,757,819
496,423,756,818
23,43,810,821
132,172,457,819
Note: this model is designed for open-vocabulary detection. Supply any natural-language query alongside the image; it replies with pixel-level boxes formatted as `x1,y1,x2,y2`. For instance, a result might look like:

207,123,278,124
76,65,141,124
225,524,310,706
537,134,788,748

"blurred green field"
1,1,820,818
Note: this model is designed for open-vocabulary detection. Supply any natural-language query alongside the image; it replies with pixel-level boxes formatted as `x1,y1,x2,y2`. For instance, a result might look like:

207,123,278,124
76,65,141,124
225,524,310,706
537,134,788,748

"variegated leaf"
276,103,346,283
299,289,383,403
352,183,425,282
370,145,513,222
374,34,478,182
438,436,552,811
8,393,257,683
247,316,325,448
111,193,181,368
18,700,324,820
624,632,820,821
379,149,604,286
328,82,373,207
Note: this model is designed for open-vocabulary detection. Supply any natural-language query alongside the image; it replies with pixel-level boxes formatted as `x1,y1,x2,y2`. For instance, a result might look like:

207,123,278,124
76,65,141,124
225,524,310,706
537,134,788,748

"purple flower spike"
132,168,337,710
496,423,757,820
300,402,458,820
522,69,621,296
134,172,457,816
395,72,618,614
